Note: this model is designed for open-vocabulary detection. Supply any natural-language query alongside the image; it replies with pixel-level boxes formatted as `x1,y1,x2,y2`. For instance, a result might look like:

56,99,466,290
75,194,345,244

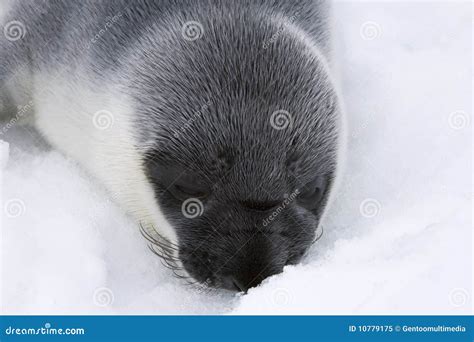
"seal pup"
0,0,344,291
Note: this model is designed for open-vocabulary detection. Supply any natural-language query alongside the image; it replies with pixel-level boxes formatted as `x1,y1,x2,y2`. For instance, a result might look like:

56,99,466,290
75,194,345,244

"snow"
1,1,472,314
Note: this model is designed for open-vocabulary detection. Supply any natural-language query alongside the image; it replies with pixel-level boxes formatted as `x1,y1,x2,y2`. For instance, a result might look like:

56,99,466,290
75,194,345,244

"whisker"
139,222,179,248
148,244,180,263
159,254,185,271
139,223,179,251
159,259,184,271
312,225,324,244
173,272,190,280
139,222,214,290
183,278,200,286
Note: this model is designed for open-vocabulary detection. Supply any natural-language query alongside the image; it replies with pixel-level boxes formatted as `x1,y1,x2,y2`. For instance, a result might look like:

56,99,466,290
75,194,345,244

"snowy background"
1,1,472,314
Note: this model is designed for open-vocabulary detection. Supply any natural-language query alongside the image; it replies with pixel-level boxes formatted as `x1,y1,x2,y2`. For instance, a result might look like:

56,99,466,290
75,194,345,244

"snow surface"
1,1,472,314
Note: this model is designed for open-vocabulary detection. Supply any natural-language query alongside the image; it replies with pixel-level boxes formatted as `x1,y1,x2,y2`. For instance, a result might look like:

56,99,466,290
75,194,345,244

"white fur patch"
32,71,178,245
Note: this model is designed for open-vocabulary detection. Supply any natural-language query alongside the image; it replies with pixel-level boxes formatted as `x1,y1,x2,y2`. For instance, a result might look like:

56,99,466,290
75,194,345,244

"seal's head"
132,10,342,291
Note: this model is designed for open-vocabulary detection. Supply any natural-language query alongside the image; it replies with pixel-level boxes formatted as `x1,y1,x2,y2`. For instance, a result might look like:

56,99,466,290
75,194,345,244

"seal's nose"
225,259,285,292
219,236,286,292
222,270,281,293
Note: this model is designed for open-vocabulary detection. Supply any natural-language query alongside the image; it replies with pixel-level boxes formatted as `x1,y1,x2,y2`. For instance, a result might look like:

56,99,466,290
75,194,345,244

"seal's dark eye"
166,170,211,200
147,162,210,200
297,176,327,209
170,183,209,200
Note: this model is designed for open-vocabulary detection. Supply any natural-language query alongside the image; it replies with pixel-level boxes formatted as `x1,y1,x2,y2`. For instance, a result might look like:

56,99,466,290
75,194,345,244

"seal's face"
143,78,339,291
146,145,335,291
137,15,340,291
